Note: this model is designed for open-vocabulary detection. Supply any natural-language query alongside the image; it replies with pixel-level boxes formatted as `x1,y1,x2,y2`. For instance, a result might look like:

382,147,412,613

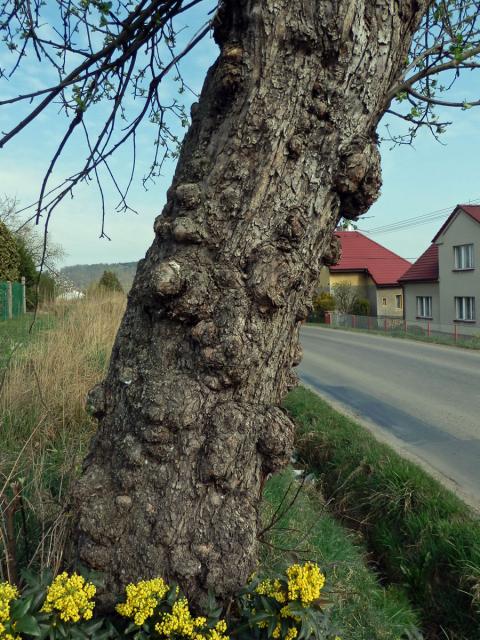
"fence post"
352,315,356,328
367,316,371,331
384,318,387,332
404,319,407,332
427,321,431,337
454,324,458,343
21,276,26,314
6,281,12,320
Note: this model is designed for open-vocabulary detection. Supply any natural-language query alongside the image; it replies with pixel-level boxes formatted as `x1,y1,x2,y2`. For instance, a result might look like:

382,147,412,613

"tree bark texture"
73,0,428,608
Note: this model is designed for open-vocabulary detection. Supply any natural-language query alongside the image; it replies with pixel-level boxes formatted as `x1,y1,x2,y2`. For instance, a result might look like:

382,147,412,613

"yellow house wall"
376,287,404,317
318,270,404,317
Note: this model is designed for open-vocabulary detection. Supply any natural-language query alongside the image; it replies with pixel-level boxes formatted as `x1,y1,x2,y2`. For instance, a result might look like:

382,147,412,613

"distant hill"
60,262,138,291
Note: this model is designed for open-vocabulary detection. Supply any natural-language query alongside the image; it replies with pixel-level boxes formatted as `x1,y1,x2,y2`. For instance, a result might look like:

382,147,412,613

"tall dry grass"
0,291,125,581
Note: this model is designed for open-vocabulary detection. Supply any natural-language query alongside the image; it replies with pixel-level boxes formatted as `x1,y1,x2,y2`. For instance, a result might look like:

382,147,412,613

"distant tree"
0,196,65,276
311,292,336,321
332,282,360,314
98,270,124,293
15,236,37,308
37,273,57,304
351,298,370,316
0,221,20,281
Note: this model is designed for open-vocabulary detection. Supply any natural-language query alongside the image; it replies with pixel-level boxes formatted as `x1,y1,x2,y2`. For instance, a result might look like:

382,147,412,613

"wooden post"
6,281,12,320
454,324,458,343
384,317,387,332
427,321,431,337
352,315,356,328
368,316,371,330
21,277,26,314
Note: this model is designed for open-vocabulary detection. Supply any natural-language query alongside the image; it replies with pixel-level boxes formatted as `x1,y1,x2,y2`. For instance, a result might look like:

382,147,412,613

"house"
319,230,411,317
400,204,480,333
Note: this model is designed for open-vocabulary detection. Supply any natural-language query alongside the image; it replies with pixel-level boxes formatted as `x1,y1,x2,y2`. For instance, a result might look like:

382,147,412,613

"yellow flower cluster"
116,578,168,626
154,599,228,640
286,563,325,606
271,623,297,640
155,598,206,637
205,621,229,640
256,579,286,604
0,583,20,640
280,605,300,623
41,572,96,623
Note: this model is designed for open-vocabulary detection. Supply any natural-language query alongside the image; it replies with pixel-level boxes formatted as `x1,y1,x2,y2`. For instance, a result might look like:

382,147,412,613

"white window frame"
416,296,432,319
396,294,403,309
453,244,474,270
455,296,476,321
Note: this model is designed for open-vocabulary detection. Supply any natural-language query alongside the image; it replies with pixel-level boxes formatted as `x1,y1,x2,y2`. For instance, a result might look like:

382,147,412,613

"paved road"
298,325,480,506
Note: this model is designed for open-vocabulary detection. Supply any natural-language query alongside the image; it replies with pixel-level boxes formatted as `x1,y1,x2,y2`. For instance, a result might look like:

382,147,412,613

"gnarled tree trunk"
73,0,427,609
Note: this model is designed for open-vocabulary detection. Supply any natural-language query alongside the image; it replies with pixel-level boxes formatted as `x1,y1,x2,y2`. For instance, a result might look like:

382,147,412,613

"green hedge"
284,386,480,640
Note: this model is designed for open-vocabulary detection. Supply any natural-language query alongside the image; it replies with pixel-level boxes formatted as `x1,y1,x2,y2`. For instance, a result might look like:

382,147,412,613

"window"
416,296,432,318
455,296,476,321
396,295,403,309
382,297,387,306
454,244,474,270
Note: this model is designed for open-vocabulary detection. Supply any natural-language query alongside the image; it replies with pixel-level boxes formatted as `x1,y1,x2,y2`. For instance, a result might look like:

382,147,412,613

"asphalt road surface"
298,325,480,507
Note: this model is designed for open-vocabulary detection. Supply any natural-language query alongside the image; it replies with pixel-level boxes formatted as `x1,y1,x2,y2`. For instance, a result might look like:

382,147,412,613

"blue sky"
1,2,479,267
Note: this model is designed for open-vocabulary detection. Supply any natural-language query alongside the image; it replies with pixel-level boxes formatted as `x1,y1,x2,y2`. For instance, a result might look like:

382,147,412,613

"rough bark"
72,0,428,609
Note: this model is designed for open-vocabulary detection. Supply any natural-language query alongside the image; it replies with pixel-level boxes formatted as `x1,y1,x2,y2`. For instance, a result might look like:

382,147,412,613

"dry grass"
0,292,125,580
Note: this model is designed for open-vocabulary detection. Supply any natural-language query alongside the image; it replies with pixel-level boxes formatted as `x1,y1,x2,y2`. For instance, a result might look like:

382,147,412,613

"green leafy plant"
0,564,340,640
234,563,339,640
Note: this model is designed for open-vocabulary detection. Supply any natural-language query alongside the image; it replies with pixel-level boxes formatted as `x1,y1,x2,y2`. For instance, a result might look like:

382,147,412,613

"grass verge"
1,295,423,638
0,293,125,577
284,386,480,640
308,321,480,350
0,313,55,369
261,469,422,640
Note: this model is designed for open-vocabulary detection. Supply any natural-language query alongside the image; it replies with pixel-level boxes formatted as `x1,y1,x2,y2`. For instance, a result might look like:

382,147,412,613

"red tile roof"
331,231,412,286
399,244,439,283
432,204,480,242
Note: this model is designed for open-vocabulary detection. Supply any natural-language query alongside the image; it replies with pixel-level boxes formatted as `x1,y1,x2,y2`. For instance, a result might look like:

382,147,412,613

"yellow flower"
116,578,168,626
286,562,325,606
0,583,18,624
280,606,301,623
155,598,207,637
285,627,298,640
255,579,286,603
41,572,96,623
272,623,281,639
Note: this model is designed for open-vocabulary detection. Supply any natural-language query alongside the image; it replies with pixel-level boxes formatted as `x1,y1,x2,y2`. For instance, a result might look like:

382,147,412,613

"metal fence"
0,280,26,321
324,311,480,347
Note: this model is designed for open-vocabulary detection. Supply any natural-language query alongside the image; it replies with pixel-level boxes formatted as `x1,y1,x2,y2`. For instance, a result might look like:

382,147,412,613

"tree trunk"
72,0,427,609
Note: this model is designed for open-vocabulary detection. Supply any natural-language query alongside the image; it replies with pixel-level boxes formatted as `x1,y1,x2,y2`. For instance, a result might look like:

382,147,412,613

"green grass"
0,313,55,368
308,321,480,350
284,386,480,640
261,470,422,640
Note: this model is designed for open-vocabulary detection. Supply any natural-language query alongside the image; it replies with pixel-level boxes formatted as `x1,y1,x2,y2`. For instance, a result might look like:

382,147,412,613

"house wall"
436,211,480,333
317,266,331,293
403,282,440,324
376,287,404,317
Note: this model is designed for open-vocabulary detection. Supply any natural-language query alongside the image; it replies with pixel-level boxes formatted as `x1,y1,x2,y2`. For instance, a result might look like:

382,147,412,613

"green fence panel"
0,282,7,321
12,282,23,318
0,281,25,320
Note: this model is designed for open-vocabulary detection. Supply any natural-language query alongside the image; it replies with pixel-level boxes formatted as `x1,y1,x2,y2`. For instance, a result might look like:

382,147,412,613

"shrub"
311,293,335,322
0,564,341,640
350,298,369,316
0,222,20,282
